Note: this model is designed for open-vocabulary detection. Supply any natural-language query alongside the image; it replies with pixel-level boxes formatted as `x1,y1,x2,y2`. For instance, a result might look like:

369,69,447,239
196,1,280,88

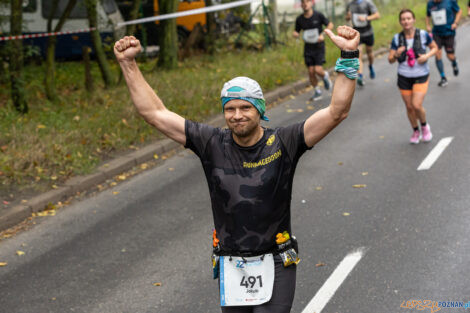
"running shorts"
359,33,375,46
220,254,297,313
304,46,326,66
397,74,429,95
433,34,455,54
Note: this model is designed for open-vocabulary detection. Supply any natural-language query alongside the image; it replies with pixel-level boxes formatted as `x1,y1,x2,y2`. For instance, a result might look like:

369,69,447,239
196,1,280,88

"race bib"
303,29,319,44
219,254,275,306
431,9,447,26
352,13,368,27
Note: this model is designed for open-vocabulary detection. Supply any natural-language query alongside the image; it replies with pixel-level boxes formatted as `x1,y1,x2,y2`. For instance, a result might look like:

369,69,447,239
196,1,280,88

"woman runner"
388,9,438,144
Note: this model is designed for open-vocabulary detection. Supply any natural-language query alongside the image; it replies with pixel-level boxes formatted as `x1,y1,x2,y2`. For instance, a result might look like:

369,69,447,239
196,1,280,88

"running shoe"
438,77,448,87
323,74,332,90
421,124,433,142
453,63,459,76
369,65,376,79
410,130,421,144
312,88,322,101
357,74,364,86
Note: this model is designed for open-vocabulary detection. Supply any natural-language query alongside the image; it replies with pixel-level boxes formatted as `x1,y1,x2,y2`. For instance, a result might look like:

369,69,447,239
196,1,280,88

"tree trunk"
85,0,115,88
157,0,178,70
45,0,78,100
126,0,142,36
205,0,216,54
9,0,27,113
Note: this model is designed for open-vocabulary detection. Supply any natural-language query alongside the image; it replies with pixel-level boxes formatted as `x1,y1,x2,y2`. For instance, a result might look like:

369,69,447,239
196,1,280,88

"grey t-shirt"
346,0,378,36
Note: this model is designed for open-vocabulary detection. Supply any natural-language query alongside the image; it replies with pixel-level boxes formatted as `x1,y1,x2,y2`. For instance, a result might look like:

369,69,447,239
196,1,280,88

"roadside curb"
0,46,389,232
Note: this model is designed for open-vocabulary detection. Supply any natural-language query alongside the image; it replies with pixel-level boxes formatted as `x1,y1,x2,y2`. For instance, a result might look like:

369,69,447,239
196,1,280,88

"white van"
0,0,124,58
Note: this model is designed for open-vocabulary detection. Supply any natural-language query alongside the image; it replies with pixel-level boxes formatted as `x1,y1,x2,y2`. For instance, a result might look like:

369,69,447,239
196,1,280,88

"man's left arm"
452,2,462,30
367,0,380,21
303,26,359,148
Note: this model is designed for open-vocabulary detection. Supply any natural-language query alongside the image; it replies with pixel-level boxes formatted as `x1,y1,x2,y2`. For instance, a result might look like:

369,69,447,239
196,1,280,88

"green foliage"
0,0,466,195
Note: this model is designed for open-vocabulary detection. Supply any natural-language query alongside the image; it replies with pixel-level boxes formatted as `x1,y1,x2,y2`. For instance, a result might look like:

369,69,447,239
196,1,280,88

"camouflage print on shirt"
185,120,311,253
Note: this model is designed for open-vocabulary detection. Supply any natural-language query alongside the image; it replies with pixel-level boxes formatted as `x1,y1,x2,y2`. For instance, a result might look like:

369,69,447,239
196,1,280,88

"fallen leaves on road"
153,282,162,287
34,210,56,217
307,105,315,110
338,162,343,166
315,186,323,191
112,191,120,195
117,175,127,181
342,212,350,216
16,250,25,256
33,204,57,217
0,262,7,267
140,163,148,169
168,168,175,171
286,109,304,113
352,184,367,188
315,262,326,267
361,172,369,176
153,154,159,159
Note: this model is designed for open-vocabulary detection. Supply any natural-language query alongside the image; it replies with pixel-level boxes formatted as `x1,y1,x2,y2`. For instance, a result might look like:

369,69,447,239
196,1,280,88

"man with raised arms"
114,25,360,313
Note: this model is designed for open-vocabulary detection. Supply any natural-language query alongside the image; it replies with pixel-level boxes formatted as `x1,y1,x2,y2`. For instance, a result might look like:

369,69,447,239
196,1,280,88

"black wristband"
341,50,359,59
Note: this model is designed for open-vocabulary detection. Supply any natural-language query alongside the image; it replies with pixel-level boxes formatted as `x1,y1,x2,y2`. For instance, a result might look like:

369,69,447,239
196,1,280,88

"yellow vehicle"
117,0,207,45
153,0,206,36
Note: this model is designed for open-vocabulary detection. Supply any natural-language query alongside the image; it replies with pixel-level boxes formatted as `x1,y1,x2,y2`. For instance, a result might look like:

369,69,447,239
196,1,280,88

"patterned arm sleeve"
184,120,219,158
277,122,312,162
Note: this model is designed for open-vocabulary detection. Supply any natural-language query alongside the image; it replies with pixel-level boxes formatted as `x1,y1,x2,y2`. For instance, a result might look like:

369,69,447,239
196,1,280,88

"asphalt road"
1,24,469,313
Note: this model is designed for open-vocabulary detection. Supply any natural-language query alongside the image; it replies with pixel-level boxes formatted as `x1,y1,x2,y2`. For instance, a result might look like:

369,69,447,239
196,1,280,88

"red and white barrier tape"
0,0,256,41
0,27,96,42
116,0,256,27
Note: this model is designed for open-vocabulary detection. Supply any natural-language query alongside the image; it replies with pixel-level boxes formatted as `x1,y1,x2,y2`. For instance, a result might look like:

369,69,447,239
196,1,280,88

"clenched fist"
114,36,142,63
324,26,360,52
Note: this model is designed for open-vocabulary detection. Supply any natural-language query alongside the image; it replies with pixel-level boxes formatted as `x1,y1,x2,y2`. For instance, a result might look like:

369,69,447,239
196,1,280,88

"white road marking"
301,247,366,313
417,137,454,171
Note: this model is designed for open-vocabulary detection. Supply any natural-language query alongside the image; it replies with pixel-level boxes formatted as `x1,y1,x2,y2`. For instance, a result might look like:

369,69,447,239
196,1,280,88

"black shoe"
453,64,459,76
438,77,448,87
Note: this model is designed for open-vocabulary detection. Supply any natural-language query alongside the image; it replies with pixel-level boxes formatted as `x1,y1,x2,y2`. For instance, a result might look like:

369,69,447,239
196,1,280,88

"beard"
228,121,259,138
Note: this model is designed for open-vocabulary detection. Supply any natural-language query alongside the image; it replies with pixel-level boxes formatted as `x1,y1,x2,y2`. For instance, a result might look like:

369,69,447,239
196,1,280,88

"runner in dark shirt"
293,0,333,101
114,25,360,313
425,0,462,87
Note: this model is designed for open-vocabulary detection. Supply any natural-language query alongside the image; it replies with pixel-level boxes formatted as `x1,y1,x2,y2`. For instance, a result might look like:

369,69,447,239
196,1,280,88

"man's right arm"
114,36,186,145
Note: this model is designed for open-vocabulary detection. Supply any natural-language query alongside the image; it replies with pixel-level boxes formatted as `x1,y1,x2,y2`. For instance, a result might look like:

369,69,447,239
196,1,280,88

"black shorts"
433,34,456,54
304,46,326,66
359,33,374,46
397,74,429,91
220,255,297,313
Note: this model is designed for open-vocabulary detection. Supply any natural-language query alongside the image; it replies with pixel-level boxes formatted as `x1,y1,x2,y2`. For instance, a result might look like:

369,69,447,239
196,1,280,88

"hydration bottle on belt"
276,231,300,267
212,229,220,279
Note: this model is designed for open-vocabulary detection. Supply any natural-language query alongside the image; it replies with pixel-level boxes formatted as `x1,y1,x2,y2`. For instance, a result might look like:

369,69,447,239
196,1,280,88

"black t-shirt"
295,11,330,53
185,120,311,253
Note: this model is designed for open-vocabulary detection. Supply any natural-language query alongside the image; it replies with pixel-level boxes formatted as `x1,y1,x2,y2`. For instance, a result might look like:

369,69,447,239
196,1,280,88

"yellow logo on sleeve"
266,135,275,146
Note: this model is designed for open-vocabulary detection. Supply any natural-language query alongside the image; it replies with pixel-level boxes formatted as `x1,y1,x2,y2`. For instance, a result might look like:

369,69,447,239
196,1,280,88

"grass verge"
0,0,467,204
